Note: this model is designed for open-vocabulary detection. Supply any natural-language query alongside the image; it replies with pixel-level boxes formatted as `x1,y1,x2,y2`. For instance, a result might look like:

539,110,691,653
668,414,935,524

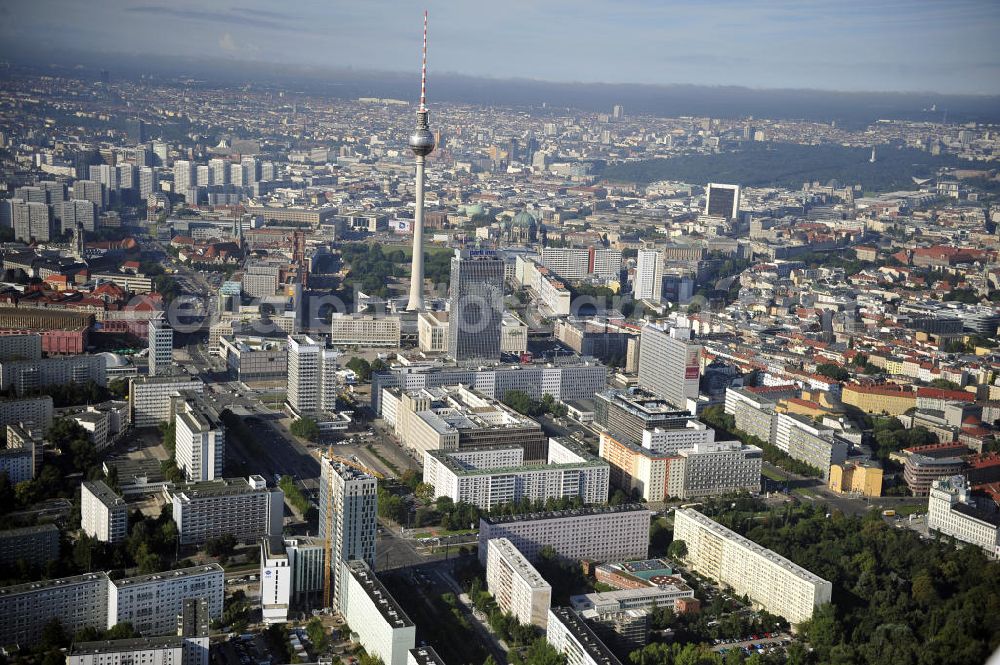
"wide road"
762,462,926,517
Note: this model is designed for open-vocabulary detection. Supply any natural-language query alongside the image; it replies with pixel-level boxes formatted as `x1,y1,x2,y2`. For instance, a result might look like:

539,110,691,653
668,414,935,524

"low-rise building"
927,475,1000,558
218,335,287,387
478,505,653,566
383,384,549,460
423,438,609,510
0,523,60,567
165,475,283,545
486,537,552,628
569,579,695,615
81,479,128,543
339,560,416,665
672,508,831,624
828,462,883,497
902,442,969,496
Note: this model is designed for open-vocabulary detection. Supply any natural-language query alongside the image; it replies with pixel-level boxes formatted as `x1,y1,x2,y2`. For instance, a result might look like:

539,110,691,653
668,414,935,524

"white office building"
486,537,552,628
148,317,173,377
81,480,128,543
672,508,831,624
667,440,763,499
478,505,653,566
166,475,284,545
633,249,663,302
173,392,225,482
927,475,1000,558
423,438,609,510
340,560,415,665
286,334,339,416
129,376,204,428
330,314,401,347
260,536,292,623
319,457,378,608
637,326,700,412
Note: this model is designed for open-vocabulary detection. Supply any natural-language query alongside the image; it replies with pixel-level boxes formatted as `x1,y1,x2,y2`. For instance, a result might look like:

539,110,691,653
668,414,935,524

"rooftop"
0,523,59,539
407,647,447,665
489,538,551,590
169,478,268,502
549,606,623,665
482,503,652,526
0,571,108,596
112,564,223,588
83,479,126,508
344,560,414,629
70,636,186,655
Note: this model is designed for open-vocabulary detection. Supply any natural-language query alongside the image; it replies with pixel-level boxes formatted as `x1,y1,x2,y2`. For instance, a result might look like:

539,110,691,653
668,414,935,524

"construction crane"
321,448,382,609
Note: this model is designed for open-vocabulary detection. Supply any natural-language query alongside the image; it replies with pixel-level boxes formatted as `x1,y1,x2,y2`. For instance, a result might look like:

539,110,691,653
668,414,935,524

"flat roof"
0,572,108,596
549,606,623,665
169,477,265,500
489,538,551,590
482,503,652,526
344,560,414,629
83,480,126,507
70,636,186,655
0,523,59,539
407,647,446,665
113,564,223,588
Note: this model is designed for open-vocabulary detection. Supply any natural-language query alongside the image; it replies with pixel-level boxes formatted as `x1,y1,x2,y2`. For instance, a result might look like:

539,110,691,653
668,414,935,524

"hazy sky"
2,0,999,95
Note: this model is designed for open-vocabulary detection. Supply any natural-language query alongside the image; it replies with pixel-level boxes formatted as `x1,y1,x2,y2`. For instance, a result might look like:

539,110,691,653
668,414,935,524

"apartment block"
0,422,40,483
546,606,624,665
486,537,553,628
672,508,831,624
0,572,109,647
129,376,204,428
339,560,415,665
166,475,283,545
0,354,106,393
81,480,128,543
667,440,763,499
478,505,653,566
108,565,224,637
0,523,60,567
774,413,848,479
423,438,609,510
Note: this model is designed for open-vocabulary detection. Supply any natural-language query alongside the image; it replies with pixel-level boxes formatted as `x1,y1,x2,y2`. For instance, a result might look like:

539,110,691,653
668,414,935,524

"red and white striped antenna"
419,10,428,113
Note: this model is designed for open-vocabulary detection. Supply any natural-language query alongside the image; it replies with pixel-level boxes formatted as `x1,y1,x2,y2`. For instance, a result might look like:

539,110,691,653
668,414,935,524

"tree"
305,617,326,650
205,533,238,559
667,539,688,560
816,363,850,382
346,357,373,381
415,482,435,503
290,417,320,442
105,623,138,640
39,618,68,650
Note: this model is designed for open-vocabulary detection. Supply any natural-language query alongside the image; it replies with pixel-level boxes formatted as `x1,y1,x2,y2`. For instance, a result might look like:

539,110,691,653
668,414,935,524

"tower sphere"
409,126,435,156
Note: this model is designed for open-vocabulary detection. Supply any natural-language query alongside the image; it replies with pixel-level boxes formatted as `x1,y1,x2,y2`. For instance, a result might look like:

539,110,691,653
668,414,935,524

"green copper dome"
512,209,536,228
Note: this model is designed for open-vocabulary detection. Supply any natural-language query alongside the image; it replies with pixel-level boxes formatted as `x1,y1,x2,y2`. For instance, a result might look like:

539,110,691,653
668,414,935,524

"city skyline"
1,0,999,96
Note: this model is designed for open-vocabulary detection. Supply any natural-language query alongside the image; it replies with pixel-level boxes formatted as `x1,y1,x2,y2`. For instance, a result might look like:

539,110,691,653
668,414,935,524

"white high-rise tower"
406,10,435,312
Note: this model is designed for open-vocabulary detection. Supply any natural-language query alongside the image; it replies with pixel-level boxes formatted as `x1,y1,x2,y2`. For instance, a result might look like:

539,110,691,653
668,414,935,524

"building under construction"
318,453,379,610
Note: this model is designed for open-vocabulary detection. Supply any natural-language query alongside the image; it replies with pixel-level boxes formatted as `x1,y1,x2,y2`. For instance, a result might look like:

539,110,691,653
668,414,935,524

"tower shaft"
407,155,427,311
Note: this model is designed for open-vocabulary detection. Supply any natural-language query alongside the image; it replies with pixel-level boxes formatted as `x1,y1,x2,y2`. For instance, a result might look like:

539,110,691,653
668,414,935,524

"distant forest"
598,142,981,193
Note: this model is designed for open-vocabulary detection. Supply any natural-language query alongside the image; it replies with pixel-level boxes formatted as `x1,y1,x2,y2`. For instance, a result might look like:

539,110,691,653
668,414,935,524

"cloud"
126,5,284,29
219,32,237,52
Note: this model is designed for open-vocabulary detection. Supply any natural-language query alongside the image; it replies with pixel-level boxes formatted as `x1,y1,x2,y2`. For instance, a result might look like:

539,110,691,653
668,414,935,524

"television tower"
406,10,435,312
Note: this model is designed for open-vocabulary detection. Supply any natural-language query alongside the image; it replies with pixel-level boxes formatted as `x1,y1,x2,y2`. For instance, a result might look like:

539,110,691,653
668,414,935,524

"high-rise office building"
319,457,378,608
612,104,625,120
634,249,663,302
139,166,158,198
406,10,435,312
12,201,52,242
208,158,229,186
148,317,173,377
637,326,701,411
195,164,212,188
173,391,225,482
448,249,504,362
174,160,194,195
286,335,338,416
60,199,97,233
72,179,106,209
89,164,119,196
705,183,741,219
